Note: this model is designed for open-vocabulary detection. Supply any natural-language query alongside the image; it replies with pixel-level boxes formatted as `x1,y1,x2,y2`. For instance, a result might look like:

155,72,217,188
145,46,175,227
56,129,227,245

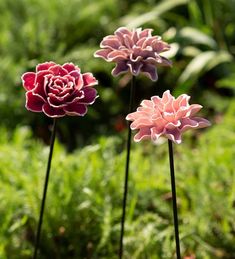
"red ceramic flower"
21,62,98,118
94,27,172,81
126,90,211,144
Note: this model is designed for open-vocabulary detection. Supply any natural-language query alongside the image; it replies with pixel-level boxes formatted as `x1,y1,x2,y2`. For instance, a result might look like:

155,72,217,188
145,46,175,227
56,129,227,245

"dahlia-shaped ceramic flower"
94,27,172,81
21,62,98,118
126,90,211,144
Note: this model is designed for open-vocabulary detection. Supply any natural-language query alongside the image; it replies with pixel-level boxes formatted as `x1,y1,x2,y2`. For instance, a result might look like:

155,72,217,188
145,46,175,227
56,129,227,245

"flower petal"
22,72,36,90
36,62,56,72
150,127,165,142
126,90,211,144
64,103,88,116
25,91,44,112
134,127,151,142
139,28,153,38
101,38,121,49
141,63,158,81
42,103,65,118
107,50,128,61
127,62,143,76
62,63,80,73
94,49,112,60
165,128,182,144
130,117,152,130
82,73,98,87
112,61,129,76
48,65,68,76
79,87,97,104
185,104,202,117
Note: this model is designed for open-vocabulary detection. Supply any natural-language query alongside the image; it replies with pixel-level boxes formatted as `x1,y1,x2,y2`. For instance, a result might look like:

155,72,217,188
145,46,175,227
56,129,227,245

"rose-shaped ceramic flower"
21,62,98,118
126,90,211,144
94,27,172,81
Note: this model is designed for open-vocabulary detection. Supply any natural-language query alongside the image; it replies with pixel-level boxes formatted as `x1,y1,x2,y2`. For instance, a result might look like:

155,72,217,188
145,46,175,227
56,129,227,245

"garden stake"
168,139,181,259
21,62,98,258
33,118,57,259
126,90,211,258
119,76,136,259
94,28,172,258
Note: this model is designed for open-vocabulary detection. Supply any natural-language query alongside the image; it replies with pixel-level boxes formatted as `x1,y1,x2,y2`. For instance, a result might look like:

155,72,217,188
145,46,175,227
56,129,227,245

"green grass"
0,100,235,258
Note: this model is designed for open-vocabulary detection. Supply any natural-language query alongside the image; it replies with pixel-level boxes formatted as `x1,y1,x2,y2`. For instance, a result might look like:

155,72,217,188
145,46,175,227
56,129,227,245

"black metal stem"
119,76,136,259
33,118,57,259
168,140,181,259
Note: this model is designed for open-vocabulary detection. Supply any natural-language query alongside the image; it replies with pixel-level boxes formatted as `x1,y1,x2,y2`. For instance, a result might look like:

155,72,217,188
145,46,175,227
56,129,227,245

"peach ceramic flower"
94,27,172,81
126,90,211,144
21,62,98,118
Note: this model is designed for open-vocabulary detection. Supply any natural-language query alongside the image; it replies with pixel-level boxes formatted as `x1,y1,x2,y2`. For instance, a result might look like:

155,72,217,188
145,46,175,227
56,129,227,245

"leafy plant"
0,100,235,258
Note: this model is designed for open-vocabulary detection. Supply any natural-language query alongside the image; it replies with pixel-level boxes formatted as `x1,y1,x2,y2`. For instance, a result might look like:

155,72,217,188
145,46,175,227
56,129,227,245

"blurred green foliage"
1,0,235,258
0,0,234,148
0,101,235,258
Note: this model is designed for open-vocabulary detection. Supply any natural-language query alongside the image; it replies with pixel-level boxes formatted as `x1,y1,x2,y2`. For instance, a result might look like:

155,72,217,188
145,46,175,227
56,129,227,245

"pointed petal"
185,104,202,117
161,90,171,104
139,28,153,38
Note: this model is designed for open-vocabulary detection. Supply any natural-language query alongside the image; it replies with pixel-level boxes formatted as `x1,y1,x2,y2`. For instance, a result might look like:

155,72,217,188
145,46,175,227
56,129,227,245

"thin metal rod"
168,139,181,259
33,118,57,259
119,76,136,259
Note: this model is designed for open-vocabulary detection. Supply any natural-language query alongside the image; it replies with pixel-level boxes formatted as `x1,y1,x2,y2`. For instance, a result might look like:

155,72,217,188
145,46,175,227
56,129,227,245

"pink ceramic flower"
126,90,211,144
21,62,98,118
94,27,172,81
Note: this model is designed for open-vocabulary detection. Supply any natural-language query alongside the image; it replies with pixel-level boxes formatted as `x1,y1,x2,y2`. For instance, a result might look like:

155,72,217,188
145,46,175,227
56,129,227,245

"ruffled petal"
36,62,56,72
42,103,65,118
185,104,202,117
139,28,153,38
101,38,121,49
130,117,153,130
94,27,172,80
127,62,143,76
112,61,129,76
62,63,79,73
126,90,211,144
79,87,97,104
64,103,88,116
134,127,151,142
21,72,36,90
165,128,182,144
107,50,128,61
48,65,68,76
25,91,44,112
94,49,112,60
150,127,165,142
82,73,98,87
141,63,158,81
